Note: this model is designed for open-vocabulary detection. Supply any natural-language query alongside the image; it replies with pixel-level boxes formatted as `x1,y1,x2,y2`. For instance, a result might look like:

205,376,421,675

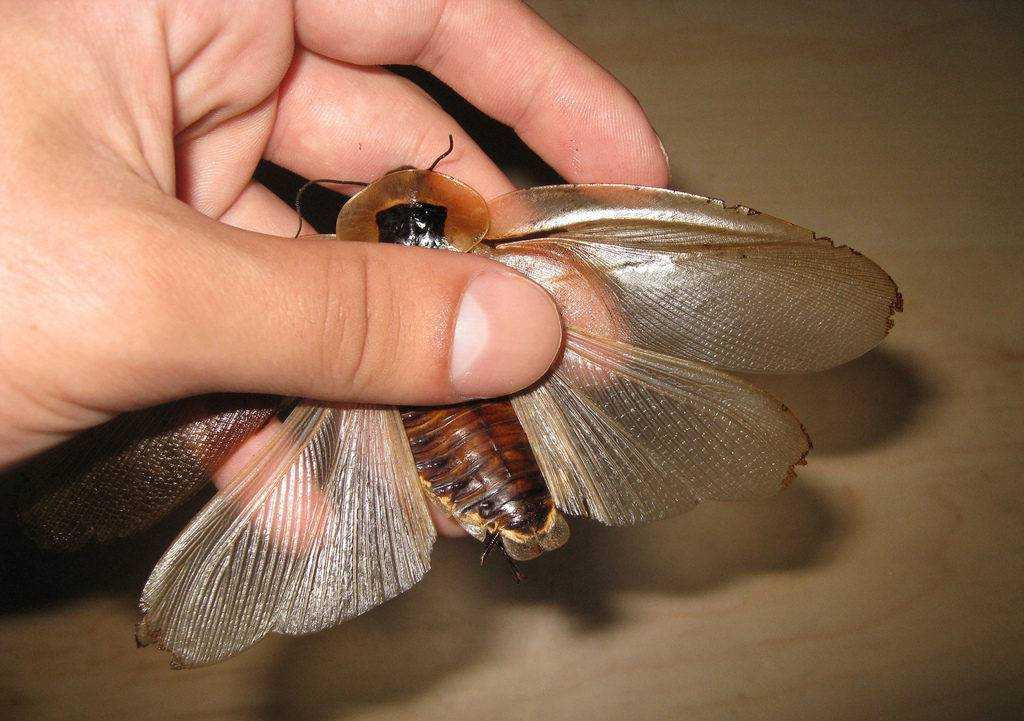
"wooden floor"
2,2,1022,719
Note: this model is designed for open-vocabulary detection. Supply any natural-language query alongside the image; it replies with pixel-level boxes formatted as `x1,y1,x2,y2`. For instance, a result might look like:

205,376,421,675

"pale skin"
0,0,669,536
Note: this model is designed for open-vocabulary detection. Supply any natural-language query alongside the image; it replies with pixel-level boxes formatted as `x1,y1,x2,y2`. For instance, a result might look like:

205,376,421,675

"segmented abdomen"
400,400,552,536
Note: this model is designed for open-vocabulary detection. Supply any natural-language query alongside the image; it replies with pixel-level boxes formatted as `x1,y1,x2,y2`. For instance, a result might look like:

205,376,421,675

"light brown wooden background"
2,2,1021,719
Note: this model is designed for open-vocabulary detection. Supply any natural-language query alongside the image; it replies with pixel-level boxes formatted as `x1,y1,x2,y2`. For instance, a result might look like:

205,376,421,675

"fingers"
294,0,670,186
176,94,279,218
266,51,515,199
105,190,562,412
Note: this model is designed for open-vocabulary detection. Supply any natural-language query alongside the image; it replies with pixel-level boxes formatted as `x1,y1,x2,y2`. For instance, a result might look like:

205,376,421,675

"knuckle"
311,248,361,390
315,246,402,397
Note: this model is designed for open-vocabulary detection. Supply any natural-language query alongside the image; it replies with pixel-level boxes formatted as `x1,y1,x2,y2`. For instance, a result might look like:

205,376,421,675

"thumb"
115,197,564,409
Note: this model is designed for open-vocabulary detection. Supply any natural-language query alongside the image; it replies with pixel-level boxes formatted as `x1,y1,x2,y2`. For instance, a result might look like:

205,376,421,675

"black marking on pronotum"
375,201,448,248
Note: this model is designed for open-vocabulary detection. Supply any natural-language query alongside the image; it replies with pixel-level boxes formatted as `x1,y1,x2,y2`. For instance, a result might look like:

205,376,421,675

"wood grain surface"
2,2,1021,719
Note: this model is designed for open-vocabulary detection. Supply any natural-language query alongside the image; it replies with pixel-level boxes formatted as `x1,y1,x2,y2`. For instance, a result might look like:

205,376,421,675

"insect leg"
503,550,525,584
480,531,502,565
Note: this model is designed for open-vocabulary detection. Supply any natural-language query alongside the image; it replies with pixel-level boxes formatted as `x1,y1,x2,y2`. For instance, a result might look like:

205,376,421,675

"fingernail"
654,131,672,186
450,271,563,399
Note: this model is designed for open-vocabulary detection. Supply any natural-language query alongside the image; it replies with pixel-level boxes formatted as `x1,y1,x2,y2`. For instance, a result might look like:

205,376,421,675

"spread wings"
510,330,809,525
481,184,899,524
15,180,899,667
486,184,901,373
13,395,283,550
136,403,434,668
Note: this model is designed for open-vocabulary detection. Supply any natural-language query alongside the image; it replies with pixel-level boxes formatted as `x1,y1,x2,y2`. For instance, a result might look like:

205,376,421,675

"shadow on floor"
0,488,211,615
256,476,851,721
746,346,934,456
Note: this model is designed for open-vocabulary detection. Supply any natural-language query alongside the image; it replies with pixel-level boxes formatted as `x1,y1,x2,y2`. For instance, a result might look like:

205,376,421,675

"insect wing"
14,395,282,550
136,403,435,667
486,185,901,374
510,330,810,525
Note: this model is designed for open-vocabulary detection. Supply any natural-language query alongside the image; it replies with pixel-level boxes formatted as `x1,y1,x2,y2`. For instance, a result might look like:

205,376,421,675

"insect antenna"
427,134,455,172
291,178,369,238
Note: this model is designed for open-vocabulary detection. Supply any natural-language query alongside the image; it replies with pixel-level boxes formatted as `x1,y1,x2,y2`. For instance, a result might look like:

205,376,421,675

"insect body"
402,402,569,565
370,168,568,566
16,147,902,667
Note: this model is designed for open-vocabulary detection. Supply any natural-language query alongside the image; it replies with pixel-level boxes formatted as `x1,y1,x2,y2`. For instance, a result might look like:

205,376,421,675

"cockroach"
16,138,900,667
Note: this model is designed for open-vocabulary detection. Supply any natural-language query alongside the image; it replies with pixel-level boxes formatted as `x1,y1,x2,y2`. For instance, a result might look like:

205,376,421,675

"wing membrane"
487,184,789,244
485,185,900,373
14,395,282,550
136,403,434,667
510,330,810,525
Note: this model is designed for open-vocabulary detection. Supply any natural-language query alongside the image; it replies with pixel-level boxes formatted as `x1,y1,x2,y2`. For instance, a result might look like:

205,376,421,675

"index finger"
294,0,670,186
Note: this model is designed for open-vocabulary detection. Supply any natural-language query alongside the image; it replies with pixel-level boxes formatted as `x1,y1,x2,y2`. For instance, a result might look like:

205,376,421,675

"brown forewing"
14,394,285,550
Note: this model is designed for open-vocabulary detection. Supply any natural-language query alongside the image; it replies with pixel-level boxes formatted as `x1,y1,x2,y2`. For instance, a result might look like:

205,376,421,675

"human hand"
0,0,669,534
